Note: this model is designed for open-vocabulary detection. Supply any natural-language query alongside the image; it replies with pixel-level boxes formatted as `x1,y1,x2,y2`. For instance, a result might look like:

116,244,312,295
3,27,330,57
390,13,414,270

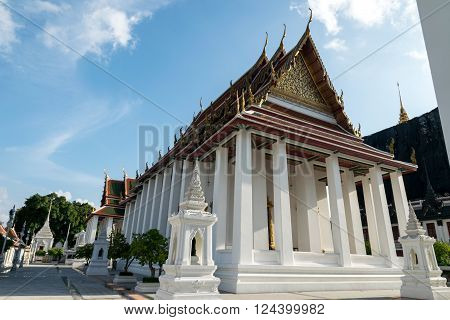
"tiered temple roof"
124,21,417,200
89,172,136,219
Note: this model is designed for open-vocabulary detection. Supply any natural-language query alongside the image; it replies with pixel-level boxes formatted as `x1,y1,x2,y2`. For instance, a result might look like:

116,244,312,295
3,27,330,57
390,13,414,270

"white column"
121,202,130,238
316,181,333,252
149,173,162,229
166,161,183,237
272,139,294,265
231,129,254,265
369,165,397,266
294,162,321,253
142,178,156,233
342,170,366,255
127,201,137,242
213,147,229,251
252,149,269,250
158,167,172,233
138,181,150,234
132,191,143,235
390,171,409,237
325,154,351,267
87,215,99,243
106,217,114,239
362,176,381,256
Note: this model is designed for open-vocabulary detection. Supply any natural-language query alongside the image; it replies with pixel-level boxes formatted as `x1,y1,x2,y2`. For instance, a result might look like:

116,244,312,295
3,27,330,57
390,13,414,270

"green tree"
131,229,168,279
434,241,450,266
74,244,94,265
48,247,64,262
14,193,94,246
108,230,135,273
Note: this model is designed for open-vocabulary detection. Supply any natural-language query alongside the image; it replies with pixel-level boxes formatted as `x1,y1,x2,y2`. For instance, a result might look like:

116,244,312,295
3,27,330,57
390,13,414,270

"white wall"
417,0,450,164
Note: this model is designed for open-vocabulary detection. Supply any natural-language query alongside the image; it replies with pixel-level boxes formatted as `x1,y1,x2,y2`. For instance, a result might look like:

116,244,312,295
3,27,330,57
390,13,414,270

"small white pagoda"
86,224,109,276
156,161,220,300
31,210,54,257
399,203,450,300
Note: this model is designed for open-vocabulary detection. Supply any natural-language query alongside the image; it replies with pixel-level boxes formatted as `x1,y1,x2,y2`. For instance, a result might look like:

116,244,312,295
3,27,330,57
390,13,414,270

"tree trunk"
150,265,155,278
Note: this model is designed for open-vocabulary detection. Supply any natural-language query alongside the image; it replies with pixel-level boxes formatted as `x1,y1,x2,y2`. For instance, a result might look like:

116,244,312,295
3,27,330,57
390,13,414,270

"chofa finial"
282,24,287,42
307,8,313,29
263,32,268,55
199,97,203,111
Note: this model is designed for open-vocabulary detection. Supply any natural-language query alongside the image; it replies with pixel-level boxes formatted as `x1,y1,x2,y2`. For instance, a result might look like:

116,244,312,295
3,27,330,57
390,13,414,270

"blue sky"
0,0,437,222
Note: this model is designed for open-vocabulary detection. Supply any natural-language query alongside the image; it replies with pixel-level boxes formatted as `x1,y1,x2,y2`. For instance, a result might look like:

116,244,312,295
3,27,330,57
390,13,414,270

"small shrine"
399,203,450,300
31,206,54,257
156,161,220,300
86,224,110,276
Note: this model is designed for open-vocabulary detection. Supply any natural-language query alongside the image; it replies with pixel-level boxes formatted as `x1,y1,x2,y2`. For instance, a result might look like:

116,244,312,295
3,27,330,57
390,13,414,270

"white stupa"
32,210,54,253
399,203,450,300
156,161,220,300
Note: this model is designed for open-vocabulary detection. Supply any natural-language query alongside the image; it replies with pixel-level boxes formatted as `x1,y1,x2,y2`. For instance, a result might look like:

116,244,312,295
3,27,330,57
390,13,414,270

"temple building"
363,103,450,246
85,172,136,243
120,21,419,293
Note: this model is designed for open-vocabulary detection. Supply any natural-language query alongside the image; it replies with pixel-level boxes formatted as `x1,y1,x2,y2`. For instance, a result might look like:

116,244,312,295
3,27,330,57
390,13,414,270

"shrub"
131,229,168,279
48,248,64,261
434,241,450,266
365,240,372,256
35,250,47,257
74,243,94,265
108,230,135,273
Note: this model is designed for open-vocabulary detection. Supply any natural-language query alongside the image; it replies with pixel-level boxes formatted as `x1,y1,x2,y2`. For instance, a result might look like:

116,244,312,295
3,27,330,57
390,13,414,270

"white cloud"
324,38,348,52
406,49,427,61
55,190,72,200
75,198,97,208
26,1,70,14
0,5,19,54
40,0,171,58
292,0,419,35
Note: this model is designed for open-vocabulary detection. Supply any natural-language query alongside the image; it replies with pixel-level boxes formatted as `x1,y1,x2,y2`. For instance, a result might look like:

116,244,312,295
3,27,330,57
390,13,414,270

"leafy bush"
35,250,47,257
131,229,168,279
74,243,94,265
108,230,135,273
434,241,450,266
48,247,64,261
365,240,372,256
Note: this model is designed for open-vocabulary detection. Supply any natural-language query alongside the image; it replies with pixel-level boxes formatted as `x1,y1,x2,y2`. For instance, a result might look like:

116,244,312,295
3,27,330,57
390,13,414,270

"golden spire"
397,82,409,124
236,90,240,114
241,89,246,112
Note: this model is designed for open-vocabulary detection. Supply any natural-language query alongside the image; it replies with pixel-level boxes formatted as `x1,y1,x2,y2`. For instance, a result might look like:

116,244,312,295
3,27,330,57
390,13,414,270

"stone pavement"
0,264,124,300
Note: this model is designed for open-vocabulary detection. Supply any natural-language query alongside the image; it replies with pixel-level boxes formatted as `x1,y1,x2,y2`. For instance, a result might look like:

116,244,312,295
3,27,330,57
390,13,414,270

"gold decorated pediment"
272,55,331,115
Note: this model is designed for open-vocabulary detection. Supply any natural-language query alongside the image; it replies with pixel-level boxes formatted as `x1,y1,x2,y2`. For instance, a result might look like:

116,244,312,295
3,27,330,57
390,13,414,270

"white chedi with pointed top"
399,203,450,300
31,211,54,260
156,161,220,300
86,222,110,276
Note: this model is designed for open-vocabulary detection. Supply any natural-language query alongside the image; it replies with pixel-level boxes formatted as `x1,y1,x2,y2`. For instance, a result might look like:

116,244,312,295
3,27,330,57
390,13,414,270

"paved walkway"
0,264,123,300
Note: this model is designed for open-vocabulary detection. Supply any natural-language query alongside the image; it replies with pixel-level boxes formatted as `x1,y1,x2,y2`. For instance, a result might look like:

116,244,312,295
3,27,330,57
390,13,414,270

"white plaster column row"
272,139,294,265
150,173,163,229
325,154,351,267
231,129,254,265
158,166,173,233
213,147,229,251
122,203,131,236
132,191,143,236
141,177,156,233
